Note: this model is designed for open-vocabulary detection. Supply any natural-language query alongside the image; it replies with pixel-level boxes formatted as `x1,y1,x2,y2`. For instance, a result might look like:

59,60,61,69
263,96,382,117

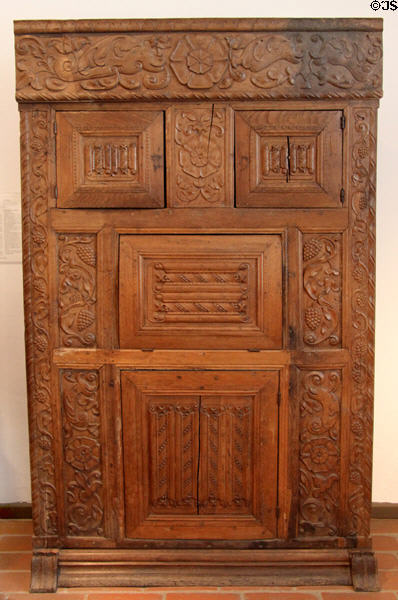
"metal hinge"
141,348,154,352
341,114,346,130
277,389,281,406
276,506,281,519
340,188,345,205
54,185,58,200
53,121,57,135
247,348,260,352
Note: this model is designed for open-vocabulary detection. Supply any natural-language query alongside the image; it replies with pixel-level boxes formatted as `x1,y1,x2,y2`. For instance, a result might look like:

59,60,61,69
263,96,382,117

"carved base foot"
31,549,59,593
350,550,379,592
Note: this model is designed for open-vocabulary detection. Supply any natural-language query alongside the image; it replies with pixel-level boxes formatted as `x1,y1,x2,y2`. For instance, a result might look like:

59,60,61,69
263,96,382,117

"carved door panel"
56,110,164,208
235,110,343,207
122,370,279,540
119,234,282,349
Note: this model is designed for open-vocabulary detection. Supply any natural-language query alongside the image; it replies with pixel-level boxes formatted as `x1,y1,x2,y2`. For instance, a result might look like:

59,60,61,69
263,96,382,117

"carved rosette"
61,370,104,536
57,234,97,347
172,107,230,206
298,370,341,537
347,108,376,538
302,235,342,347
15,31,382,101
21,107,57,538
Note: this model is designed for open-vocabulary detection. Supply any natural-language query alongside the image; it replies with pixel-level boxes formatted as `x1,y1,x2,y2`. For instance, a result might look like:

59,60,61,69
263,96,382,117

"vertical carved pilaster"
298,370,341,537
347,107,377,538
20,107,57,538
60,370,104,536
57,234,97,347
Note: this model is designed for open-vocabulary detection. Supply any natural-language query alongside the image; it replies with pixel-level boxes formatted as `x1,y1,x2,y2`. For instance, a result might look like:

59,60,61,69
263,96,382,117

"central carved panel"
119,234,283,349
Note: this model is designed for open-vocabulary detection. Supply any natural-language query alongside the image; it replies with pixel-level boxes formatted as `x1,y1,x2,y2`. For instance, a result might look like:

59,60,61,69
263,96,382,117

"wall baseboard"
1,502,398,519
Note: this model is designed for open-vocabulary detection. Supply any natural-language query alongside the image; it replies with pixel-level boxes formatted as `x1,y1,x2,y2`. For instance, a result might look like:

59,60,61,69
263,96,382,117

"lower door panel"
121,370,279,539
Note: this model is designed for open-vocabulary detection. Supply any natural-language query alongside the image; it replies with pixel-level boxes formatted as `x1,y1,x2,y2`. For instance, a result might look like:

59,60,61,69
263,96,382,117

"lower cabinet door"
121,370,279,539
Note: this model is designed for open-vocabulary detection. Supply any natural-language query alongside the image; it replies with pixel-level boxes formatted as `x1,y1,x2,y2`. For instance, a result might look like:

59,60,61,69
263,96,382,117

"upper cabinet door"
235,110,343,208
56,111,164,208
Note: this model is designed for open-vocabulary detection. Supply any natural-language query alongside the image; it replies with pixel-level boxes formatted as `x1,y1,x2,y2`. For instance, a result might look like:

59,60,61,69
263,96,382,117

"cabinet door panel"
56,111,164,208
119,234,283,350
122,370,279,540
236,110,343,208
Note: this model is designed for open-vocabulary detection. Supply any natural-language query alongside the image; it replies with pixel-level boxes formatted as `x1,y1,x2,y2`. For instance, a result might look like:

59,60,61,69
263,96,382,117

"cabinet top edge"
13,17,383,35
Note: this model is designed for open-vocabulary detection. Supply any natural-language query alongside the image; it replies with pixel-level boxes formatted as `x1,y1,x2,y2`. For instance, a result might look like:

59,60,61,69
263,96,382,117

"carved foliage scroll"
302,234,342,347
61,370,104,536
21,107,57,537
171,106,232,206
15,31,382,101
348,108,376,538
298,370,341,537
57,234,96,347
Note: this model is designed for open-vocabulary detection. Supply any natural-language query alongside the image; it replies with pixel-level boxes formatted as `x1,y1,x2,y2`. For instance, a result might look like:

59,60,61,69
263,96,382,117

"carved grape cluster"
305,306,322,331
303,238,321,262
76,244,96,267
76,309,95,332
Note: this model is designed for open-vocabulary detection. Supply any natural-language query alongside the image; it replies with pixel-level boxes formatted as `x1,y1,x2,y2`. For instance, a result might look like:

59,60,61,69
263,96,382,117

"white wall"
0,0,397,503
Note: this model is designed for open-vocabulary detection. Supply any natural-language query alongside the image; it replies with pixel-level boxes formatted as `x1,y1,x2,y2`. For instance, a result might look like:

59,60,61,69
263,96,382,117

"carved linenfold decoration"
149,400,199,511
61,370,104,536
87,141,137,179
299,370,341,537
15,31,382,101
348,108,376,538
200,402,252,512
172,107,230,206
57,234,96,347
151,260,251,324
21,108,57,537
302,235,342,347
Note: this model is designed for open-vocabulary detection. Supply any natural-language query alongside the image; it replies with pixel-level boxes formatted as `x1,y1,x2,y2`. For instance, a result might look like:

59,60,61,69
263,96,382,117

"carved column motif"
347,107,377,538
302,234,342,347
60,370,104,536
20,107,58,539
57,234,97,347
298,370,341,537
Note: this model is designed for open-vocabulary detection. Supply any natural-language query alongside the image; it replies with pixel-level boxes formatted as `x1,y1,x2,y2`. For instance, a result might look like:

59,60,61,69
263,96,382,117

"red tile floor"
0,519,398,600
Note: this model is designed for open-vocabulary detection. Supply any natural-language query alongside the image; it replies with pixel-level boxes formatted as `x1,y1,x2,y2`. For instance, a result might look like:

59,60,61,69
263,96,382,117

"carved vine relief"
61,370,104,536
302,235,342,347
21,107,57,537
15,31,382,100
299,370,341,537
57,234,97,347
348,108,376,538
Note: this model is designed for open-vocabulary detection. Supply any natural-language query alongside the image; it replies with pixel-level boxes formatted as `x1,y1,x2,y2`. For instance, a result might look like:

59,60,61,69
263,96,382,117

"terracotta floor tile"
0,551,32,570
0,520,33,536
88,594,163,600
5,594,87,600
166,594,240,600
0,571,30,592
321,594,396,600
373,536,398,551
372,520,398,534
243,594,319,600
378,571,398,590
0,536,32,551
376,553,398,569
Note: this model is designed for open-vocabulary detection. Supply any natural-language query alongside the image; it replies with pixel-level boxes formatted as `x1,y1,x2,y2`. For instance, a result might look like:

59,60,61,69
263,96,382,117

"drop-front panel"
15,17,382,593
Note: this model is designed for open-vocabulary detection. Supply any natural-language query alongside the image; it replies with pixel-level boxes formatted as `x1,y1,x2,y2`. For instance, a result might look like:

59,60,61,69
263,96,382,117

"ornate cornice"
15,28,382,102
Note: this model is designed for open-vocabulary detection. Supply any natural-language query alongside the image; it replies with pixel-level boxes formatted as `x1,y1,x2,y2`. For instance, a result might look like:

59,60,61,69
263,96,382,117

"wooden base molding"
28,548,381,591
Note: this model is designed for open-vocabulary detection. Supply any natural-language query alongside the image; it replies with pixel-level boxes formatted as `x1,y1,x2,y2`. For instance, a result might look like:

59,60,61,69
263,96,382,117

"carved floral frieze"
15,31,382,100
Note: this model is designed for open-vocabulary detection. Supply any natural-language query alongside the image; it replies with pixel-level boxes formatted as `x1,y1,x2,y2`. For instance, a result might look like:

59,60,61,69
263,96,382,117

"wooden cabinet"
14,17,382,593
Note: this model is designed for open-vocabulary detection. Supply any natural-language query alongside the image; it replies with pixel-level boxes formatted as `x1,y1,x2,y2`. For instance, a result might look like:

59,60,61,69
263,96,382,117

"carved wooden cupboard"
14,18,382,592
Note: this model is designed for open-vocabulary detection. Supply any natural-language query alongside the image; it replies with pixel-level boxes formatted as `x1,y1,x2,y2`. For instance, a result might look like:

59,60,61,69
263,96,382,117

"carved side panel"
20,107,58,538
298,370,342,537
57,234,96,347
60,370,104,536
347,107,377,538
148,398,200,513
199,398,253,514
169,106,233,207
15,31,382,101
302,234,342,348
